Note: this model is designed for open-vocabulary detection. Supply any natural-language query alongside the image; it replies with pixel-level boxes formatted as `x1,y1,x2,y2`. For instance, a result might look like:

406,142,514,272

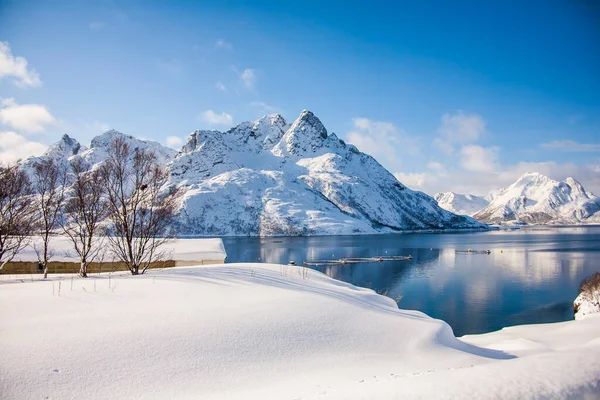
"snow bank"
574,289,600,320
12,237,227,263
1,264,599,399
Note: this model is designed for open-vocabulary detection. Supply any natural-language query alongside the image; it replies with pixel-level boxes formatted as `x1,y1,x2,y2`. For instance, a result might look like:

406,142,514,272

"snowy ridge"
473,172,600,225
80,129,177,167
434,192,490,216
171,110,485,235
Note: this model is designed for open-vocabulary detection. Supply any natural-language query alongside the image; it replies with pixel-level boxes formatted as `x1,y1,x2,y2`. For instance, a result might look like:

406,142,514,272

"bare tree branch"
0,163,36,270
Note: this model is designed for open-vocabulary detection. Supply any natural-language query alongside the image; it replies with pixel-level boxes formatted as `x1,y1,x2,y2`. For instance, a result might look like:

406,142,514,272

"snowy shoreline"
176,225,492,238
1,263,599,399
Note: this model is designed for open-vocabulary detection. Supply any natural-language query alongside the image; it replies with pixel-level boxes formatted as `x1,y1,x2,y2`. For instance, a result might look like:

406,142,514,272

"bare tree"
62,159,108,277
32,159,68,278
100,137,181,275
0,163,36,270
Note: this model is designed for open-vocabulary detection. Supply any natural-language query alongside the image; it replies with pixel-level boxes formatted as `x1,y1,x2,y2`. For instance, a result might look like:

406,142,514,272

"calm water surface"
221,226,600,336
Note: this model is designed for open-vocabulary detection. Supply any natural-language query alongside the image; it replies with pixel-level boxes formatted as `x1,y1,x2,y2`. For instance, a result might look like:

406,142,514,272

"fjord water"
222,226,600,336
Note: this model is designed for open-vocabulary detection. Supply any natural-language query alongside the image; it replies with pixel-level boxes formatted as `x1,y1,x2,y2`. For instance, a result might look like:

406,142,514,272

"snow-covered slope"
473,172,600,225
1,265,599,399
434,192,490,216
172,110,485,235
20,134,87,174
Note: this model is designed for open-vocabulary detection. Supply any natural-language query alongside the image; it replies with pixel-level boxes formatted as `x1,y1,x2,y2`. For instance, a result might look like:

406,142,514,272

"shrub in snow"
574,272,600,320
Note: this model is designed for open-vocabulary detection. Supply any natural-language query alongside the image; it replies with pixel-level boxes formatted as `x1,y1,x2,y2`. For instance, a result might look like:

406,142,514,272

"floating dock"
303,255,412,266
455,249,491,255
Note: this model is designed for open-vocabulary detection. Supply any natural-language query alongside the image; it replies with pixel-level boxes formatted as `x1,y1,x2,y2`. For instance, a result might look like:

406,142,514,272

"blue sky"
1,0,599,195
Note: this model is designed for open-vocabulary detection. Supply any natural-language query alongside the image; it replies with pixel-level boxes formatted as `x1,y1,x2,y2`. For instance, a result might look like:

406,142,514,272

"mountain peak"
514,172,552,186
294,110,327,138
274,110,329,157
90,129,133,149
44,134,84,158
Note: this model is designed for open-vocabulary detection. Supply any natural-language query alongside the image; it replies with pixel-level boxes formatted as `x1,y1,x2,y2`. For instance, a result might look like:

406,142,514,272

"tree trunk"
43,263,48,279
80,260,87,278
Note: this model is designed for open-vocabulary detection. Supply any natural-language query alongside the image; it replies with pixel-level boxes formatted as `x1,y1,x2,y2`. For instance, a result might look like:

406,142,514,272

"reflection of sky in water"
221,227,600,336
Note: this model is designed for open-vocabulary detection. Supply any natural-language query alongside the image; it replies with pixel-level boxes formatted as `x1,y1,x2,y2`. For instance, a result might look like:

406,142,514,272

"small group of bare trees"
0,137,181,277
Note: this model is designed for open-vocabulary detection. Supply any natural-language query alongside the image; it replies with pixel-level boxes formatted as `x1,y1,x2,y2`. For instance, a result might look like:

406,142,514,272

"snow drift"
1,264,599,399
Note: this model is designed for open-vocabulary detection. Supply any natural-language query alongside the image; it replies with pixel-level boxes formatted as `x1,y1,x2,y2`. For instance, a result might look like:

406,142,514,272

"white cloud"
89,21,107,30
166,136,183,148
0,98,56,133
215,39,232,50
393,172,426,189
460,145,499,172
0,131,47,163
427,161,444,171
200,110,233,126
439,111,486,143
240,68,255,89
347,117,419,156
541,140,600,152
215,81,227,92
0,41,42,88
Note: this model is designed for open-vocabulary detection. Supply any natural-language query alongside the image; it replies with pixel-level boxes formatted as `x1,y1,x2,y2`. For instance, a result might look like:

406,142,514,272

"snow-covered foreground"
1,264,599,399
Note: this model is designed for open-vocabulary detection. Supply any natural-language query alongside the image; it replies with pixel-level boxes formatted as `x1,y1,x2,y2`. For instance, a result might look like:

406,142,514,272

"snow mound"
1,264,599,399
473,172,600,225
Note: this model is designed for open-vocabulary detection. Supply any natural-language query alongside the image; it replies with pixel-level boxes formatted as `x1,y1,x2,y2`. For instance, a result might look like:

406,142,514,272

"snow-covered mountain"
78,129,177,167
21,134,86,170
434,192,490,216
472,172,600,225
21,110,486,236
170,110,485,235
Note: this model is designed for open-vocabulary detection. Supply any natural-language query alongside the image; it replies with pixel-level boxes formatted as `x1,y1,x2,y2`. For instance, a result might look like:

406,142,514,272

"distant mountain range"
20,110,485,236
435,172,600,225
